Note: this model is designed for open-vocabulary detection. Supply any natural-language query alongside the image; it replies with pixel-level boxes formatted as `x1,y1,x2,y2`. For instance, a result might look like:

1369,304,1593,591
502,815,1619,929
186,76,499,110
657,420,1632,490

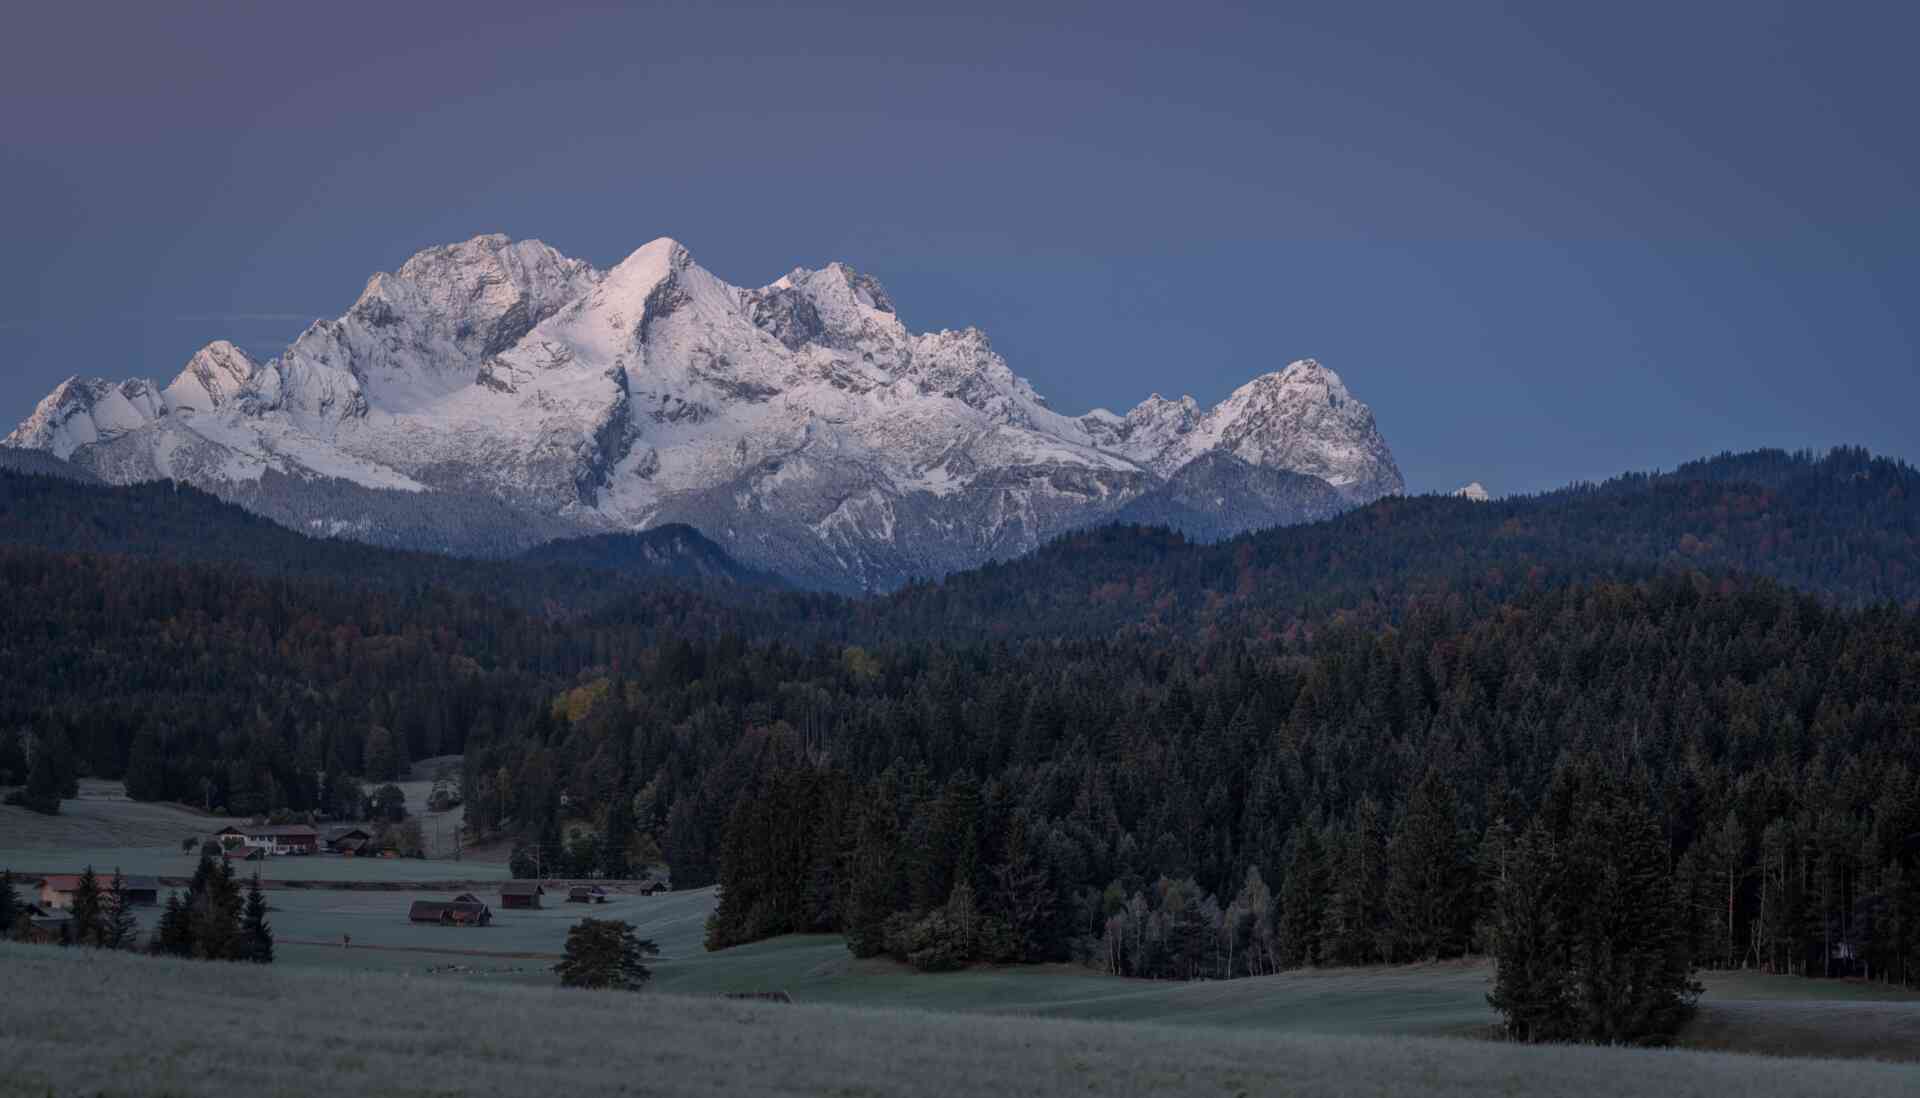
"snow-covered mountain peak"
1454,481,1491,501
164,341,259,413
6,233,1407,590
6,377,166,459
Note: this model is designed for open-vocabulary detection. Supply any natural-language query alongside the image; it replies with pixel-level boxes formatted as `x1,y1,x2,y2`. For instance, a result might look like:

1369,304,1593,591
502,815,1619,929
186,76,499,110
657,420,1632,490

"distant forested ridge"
0,467,778,609
821,447,1920,641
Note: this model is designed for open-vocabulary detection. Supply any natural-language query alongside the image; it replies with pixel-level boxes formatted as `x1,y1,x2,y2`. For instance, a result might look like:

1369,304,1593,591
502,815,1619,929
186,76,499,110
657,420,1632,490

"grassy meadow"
9,784,1920,1079
5,944,1920,1098
0,783,505,884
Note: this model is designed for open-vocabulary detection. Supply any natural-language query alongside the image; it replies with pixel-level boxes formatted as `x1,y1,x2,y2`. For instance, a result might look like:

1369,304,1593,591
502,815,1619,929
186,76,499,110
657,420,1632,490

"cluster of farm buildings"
12,873,161,942
13,819,669,941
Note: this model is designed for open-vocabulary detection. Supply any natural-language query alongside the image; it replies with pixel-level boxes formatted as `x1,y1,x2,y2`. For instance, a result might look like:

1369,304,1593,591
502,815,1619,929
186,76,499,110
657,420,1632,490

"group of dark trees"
0,860,271,963
0,867,138,947
682,579,1917,1024
5,447,1920,1044
151,856,275,963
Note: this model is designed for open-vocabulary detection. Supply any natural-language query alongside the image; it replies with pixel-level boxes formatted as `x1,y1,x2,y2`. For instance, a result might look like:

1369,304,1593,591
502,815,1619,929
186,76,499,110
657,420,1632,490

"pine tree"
101,869,139,950
155,891,194,956
21,736,63,815
241,874,274,963
69,866,103,946
191,856,243,960
1487,821,1573,1041
124,729,168,801
1384,771,1472,961
844,782,903,958
1278,825,1328,968
1320,798,1388,966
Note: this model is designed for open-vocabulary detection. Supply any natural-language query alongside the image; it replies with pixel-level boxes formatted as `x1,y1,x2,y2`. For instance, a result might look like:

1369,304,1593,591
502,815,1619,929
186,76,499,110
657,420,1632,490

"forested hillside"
471,578,1920,1000
827,447,1920,641
0,468,777,608
0,546,741,812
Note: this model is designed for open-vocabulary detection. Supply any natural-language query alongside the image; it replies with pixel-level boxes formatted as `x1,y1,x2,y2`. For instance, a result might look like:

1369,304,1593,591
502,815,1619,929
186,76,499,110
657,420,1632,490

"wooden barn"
567,885,610,904
37,874,160,909
408,897,492,926
18,904,74,944
325,827,372,854
500,882,545,909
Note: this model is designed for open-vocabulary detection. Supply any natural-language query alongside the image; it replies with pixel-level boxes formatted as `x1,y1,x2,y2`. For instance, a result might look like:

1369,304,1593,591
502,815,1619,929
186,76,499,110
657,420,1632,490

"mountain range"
2,234,1401,590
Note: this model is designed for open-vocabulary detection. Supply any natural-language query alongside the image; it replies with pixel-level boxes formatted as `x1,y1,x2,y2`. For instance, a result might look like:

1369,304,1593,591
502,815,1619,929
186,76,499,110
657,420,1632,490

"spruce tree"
844,784,903,958
191,856,243,960
242,874,274,963
1384,771,1472,961
155,891,194,956
1278,825,1328,968
69,866,103,946
21,738,62,815
1487,821,1573,1041
101,869,139,950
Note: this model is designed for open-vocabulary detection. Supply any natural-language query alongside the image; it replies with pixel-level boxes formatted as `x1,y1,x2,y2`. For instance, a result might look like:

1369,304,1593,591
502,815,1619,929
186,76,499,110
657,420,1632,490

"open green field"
10,790,1920,1067
0,784,504,882
5,945,1918,1098
0,781,218,849
0,843,507,884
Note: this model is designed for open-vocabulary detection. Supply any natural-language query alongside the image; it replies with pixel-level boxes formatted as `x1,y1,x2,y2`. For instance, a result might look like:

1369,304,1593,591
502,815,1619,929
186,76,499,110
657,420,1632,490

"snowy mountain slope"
4,233,1405,590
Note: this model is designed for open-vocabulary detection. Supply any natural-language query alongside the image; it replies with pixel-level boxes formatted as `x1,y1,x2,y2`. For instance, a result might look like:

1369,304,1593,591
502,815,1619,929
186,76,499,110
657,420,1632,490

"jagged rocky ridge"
4,234,1403,590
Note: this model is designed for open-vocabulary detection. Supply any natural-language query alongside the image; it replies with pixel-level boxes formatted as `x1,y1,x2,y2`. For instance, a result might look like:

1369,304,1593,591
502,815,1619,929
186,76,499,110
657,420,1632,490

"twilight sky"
3,1,1915,494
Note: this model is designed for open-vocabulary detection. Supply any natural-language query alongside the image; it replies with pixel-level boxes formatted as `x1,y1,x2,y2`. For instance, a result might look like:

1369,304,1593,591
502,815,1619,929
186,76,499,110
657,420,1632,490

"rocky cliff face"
5,234,1405,590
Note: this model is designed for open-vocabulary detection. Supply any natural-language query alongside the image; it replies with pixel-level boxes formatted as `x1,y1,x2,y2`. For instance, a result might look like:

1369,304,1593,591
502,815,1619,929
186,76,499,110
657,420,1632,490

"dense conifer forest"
4,446,1919,1041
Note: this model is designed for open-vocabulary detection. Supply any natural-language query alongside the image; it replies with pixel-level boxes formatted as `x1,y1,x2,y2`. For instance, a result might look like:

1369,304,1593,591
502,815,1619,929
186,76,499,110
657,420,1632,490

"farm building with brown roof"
37,874,160,909
324,827,372,854
215,824,320,855
408,898,492,926
500,882,545,909
18,904,74,944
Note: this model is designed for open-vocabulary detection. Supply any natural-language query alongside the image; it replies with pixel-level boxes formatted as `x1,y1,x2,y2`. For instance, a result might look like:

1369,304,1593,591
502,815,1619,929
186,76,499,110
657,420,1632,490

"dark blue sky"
4,1,1914,494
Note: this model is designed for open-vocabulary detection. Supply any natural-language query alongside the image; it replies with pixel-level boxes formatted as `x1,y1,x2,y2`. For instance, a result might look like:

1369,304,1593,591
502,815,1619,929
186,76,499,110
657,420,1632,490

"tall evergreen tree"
1384,771,1472,961
190,856,243,961
1277,825,1328,968
155,891,194,957
241,874,274,963
68,866,103,946
1487,821,1573,1041
100,869,139,950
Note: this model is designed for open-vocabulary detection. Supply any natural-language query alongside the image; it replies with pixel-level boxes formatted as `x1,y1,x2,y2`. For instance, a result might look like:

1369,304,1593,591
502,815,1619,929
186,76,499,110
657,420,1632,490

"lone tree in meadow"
554,918,658,991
